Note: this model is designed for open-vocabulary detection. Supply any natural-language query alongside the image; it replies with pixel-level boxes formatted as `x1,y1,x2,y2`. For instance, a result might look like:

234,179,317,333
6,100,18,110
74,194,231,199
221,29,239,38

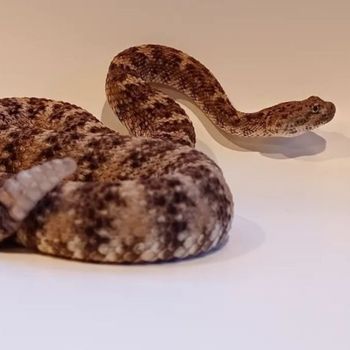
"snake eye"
311,104,320,114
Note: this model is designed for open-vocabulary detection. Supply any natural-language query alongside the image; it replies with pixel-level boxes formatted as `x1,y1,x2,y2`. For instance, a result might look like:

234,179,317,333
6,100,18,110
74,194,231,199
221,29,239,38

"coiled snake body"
0,45,335,263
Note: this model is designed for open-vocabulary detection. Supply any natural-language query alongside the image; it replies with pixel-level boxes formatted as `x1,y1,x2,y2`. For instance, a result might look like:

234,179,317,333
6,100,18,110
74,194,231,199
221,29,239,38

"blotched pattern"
0,44,335,263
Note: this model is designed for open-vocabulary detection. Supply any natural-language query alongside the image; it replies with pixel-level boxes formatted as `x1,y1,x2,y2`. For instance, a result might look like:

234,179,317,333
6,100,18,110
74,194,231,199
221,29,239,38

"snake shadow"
193,215,266,265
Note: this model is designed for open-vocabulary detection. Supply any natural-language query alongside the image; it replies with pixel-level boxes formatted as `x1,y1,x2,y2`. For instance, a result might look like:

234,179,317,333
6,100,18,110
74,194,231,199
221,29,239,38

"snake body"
0,44,335,263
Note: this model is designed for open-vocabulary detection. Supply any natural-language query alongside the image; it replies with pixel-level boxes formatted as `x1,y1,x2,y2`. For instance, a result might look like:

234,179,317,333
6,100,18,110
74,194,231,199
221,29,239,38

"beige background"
0,1,349,350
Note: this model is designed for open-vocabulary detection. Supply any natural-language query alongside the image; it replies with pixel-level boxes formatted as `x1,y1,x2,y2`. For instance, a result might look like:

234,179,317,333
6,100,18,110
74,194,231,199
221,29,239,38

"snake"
0,44,336,263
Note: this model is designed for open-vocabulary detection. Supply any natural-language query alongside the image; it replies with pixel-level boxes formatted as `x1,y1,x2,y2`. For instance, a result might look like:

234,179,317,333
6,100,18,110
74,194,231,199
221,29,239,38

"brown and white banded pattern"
0,44,335,263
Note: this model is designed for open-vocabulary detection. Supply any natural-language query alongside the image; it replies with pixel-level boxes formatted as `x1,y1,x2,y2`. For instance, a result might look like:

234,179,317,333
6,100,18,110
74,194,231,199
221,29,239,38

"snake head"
302,96,336,128
286,96,336,135
261,96,336,136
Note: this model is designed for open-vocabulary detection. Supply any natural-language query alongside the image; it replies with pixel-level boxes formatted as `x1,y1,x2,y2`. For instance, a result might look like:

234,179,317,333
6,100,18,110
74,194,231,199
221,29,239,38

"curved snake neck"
0,44,335,263
106,44,335,141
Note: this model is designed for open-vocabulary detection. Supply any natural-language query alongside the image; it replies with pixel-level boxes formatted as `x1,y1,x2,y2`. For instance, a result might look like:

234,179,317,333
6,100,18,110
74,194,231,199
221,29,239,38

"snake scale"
0,44,335,263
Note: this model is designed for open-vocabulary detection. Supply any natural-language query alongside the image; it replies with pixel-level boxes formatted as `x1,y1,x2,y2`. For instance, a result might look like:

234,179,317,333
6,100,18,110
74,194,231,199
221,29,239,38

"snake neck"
206,108,272,137
106,44,275,141
106,45,242,146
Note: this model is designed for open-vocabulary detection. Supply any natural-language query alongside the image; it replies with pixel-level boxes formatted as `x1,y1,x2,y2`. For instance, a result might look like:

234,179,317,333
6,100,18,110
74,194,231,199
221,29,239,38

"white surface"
0,1,349,349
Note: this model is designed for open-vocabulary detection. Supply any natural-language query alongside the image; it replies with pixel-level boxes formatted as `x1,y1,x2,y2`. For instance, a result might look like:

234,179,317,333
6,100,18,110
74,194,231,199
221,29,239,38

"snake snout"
327,102,336,118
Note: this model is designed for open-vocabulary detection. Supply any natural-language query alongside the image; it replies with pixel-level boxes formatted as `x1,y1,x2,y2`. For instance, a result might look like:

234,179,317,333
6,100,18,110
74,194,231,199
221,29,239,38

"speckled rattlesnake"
0,44,335,263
